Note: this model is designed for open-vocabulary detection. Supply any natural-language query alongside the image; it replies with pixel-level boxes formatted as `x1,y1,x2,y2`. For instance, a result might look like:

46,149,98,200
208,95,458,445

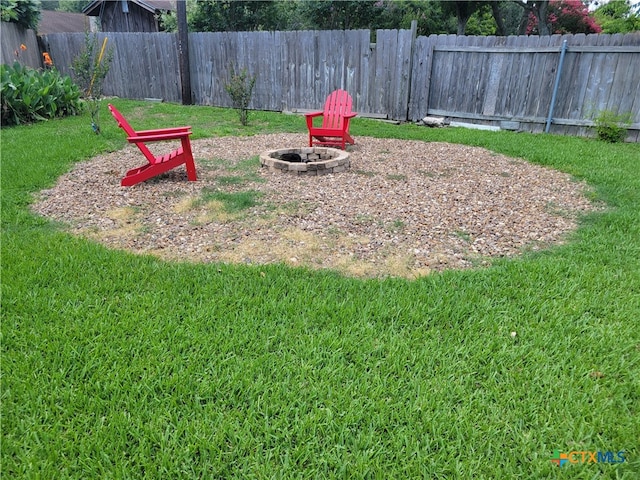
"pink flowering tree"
527,0,602,34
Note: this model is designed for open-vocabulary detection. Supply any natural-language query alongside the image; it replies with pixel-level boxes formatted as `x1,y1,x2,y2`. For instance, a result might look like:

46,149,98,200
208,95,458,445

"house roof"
38,10,91,34
83,0,175,16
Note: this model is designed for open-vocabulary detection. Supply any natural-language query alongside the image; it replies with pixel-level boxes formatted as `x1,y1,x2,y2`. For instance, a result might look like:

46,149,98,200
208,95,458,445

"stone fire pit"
260,147,350,175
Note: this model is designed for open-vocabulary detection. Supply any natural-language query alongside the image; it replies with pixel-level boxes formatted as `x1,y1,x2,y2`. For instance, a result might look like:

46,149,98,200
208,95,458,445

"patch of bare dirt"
33,133,598,279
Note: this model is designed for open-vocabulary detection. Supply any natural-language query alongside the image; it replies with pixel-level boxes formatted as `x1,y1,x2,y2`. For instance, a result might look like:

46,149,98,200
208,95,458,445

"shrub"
1,0,40,30
594,109,632,143
527,0,602,35
1,62,82,127
224,67,256,126
71,32,114,134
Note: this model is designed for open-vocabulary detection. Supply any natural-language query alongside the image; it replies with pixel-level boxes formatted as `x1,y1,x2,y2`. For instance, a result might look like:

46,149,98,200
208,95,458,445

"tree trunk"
455,2,474,35
535,1,551,35
513,0,531,35
491,2,507,36
513,0,550,35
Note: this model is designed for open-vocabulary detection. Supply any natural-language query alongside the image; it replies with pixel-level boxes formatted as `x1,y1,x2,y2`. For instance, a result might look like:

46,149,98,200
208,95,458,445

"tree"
361,0,456,36
511,0,551,35
488,1,508,35
439,1,514,36
466,3,504,35
39,1,91,13
56,1,91,13
71,32,114,133
1,0,40,29
495,1,529,34
440,1,484,35
299,1,387,31
526,0,602,34
162,0,317,33
593,0,640,33
189,0,280,32
401,0,457,35
161,0,458,35
39,1,59,10
162,0,562,37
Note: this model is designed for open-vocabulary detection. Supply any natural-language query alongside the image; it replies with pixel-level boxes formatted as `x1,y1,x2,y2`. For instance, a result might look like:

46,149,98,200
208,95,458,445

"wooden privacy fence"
1,22,44,68
30,29,640,140
412,33,640,139
41,29,414,119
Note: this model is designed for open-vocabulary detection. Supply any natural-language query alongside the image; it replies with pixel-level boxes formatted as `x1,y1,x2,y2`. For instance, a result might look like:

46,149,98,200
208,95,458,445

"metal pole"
546,40,567,133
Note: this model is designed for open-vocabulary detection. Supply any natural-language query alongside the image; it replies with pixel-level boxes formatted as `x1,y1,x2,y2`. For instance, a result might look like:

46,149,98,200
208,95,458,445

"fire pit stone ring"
260,147,350,175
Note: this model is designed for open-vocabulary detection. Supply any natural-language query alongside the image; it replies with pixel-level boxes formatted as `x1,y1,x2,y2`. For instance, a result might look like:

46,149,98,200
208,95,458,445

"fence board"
508,52,534,118
481,53,504,116
408,36,433,120
455,49,475,112
494,45,517,117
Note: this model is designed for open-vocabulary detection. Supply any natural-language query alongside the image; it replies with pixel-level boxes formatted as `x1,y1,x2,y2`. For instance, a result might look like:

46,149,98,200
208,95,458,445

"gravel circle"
33,133,598,278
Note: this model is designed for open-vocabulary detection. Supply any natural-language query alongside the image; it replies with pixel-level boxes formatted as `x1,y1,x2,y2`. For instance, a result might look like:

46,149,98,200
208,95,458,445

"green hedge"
1,62,82,126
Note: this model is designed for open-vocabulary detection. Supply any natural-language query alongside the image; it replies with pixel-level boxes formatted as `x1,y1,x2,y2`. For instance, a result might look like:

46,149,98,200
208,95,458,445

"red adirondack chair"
305,89,357,149
108,104,197,187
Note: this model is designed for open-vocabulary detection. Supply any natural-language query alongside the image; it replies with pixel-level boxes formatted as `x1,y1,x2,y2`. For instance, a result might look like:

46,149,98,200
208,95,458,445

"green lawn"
2,100,639,478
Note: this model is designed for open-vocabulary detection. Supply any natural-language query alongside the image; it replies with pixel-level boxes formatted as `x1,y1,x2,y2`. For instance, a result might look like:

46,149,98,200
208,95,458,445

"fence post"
177,1,192,105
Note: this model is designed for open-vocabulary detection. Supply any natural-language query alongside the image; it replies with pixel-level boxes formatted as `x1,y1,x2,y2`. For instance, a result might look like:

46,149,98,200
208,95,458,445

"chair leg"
181,137,197,181
185,158,197,181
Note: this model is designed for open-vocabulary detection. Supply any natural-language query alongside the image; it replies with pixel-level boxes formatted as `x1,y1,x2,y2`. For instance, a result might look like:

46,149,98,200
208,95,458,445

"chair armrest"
304,111,323,118
344,113,357,119
127,131,192,143
134,126,192,135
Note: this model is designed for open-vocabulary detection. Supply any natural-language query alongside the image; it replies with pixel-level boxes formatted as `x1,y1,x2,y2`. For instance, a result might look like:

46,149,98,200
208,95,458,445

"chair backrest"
108,104,155,161
322,89,353,130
